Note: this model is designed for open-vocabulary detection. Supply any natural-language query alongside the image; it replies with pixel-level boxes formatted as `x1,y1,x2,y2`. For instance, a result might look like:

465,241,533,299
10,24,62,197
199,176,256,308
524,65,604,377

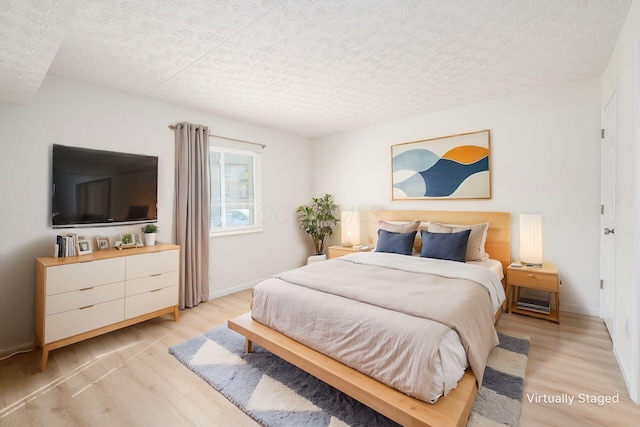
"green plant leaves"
296,194,339,255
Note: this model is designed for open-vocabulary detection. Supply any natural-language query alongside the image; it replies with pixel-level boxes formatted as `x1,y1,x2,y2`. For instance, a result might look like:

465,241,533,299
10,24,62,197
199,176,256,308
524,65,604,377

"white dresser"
35,244,180,371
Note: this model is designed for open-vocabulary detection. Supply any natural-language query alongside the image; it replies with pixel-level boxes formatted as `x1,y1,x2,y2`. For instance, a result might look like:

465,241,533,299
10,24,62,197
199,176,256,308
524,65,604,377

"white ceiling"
0,0,632,138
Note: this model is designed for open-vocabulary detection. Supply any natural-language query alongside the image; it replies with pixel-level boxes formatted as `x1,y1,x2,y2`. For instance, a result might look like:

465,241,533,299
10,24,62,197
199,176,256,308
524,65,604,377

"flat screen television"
52,144,158,228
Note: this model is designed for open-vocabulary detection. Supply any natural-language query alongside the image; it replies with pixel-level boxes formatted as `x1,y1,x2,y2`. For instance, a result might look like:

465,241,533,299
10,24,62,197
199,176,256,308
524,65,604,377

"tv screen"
52,144,158,228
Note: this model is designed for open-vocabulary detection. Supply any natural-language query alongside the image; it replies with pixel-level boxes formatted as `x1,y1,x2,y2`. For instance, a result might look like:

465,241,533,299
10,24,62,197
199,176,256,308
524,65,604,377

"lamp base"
340,241,353,247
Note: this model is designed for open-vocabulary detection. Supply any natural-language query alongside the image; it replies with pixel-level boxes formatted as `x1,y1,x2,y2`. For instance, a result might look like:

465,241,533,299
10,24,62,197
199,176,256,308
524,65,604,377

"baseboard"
560,303,600,317
208,278,264,300
613,343,634,400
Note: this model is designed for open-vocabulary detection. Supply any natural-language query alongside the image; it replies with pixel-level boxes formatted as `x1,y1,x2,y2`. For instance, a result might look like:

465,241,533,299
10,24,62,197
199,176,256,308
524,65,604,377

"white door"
601,90,617,336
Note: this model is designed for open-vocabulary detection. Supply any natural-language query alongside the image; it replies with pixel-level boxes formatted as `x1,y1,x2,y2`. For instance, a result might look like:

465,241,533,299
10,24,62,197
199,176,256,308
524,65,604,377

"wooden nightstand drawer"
328,247,354,259
508,269,558,291
327,245,371,259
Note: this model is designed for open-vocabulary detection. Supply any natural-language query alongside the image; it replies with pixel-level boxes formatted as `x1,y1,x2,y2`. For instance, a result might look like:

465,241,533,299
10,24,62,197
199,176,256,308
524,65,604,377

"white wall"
0,75,313,357
601,0,640,403
312,77,602,316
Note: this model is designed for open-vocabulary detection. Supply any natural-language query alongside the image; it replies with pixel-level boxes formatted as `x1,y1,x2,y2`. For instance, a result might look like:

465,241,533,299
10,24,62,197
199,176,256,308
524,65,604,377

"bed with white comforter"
251,251,506,403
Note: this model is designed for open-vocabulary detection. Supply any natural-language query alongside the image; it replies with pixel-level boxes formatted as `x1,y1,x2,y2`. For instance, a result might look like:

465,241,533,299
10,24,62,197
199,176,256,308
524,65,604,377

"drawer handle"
151,289,162,293
150,273,162,277
79,305,94,310
526,274,534,277
79,287,94,291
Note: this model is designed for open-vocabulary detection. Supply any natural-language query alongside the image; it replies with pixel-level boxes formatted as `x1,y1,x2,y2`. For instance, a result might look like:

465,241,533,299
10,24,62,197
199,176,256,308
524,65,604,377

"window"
210,139,262,235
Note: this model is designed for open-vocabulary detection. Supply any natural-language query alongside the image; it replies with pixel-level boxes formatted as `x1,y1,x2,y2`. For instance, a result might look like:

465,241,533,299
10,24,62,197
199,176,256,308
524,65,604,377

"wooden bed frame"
228,210,511,427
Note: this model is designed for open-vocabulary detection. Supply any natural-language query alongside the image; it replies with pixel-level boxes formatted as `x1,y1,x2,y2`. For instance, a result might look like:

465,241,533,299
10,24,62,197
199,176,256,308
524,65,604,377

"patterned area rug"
169,326,529,427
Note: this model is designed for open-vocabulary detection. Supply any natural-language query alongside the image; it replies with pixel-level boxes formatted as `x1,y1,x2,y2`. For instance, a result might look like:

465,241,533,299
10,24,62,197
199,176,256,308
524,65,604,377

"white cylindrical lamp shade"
520,213,543,266
340,211,360,246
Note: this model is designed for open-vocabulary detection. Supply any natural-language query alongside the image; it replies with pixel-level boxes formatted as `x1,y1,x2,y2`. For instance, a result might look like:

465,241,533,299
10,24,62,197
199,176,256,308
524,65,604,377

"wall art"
391,130,491,200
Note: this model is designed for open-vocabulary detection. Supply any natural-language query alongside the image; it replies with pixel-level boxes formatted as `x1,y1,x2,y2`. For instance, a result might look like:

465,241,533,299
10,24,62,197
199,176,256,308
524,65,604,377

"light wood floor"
1,289,638,426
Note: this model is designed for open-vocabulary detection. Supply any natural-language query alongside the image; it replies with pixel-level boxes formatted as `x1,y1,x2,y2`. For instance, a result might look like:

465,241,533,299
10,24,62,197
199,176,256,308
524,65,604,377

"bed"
228,210,510,427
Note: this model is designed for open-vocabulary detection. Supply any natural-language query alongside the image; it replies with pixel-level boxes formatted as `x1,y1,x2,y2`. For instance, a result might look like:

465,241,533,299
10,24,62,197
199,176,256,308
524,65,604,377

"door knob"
604,228,615,235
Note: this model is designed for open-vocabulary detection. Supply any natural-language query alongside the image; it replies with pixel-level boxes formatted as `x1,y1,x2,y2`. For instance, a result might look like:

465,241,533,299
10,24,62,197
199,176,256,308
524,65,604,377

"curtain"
175,122,210,308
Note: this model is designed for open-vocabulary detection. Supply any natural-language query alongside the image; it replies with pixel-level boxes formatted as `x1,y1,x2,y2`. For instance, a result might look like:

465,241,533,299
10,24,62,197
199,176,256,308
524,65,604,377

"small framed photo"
134,233,143,247
77,239,92,255
120,233,134,246
96,236,110,250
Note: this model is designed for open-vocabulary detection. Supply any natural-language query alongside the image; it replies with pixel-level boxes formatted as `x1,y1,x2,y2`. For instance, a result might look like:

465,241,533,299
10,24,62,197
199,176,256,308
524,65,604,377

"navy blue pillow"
420,229,471,262
375,229,417,255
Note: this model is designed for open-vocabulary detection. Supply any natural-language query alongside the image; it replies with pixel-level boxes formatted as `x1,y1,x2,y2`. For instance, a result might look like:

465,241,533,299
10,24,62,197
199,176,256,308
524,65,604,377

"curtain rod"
168,125,266,149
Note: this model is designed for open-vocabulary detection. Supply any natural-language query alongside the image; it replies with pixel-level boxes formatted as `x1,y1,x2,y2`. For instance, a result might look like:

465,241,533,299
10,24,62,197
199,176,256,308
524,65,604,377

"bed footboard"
228,312,477,427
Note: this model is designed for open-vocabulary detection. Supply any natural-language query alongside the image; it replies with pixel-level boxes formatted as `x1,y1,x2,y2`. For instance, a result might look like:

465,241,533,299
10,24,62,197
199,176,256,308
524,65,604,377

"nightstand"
506,263,560,323
327,245,371,259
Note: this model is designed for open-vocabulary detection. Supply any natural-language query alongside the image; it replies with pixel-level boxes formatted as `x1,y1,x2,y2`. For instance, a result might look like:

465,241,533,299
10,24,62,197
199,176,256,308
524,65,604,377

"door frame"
601,87,618,336
631,40,640,405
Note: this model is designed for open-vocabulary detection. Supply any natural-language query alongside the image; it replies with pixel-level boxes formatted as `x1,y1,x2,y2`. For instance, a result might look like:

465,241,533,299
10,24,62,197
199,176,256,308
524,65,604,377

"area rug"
169,326,529,427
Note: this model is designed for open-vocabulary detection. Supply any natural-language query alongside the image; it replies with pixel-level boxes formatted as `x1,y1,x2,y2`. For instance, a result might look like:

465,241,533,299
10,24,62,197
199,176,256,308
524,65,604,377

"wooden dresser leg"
41,346,49,372
173,305,179,322
246,339,253,353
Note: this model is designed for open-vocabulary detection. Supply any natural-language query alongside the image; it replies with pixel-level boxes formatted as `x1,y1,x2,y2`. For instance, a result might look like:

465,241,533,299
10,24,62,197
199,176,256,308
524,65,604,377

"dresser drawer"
126,250,179,280
125,271,178,297
124,285,178,319
46,258,125,295
508,269,558,291
46,282,125,315
45,298,125,344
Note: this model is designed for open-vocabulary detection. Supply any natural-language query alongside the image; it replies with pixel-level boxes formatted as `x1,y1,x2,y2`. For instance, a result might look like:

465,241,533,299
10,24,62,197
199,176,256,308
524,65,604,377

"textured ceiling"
0,0,632,138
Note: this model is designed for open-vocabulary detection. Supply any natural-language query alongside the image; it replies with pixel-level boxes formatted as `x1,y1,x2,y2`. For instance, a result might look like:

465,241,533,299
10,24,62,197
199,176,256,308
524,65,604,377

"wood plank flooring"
1,289,638,426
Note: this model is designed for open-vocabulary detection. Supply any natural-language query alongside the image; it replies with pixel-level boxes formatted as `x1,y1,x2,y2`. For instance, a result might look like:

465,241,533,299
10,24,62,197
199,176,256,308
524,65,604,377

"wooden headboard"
368,210,511,274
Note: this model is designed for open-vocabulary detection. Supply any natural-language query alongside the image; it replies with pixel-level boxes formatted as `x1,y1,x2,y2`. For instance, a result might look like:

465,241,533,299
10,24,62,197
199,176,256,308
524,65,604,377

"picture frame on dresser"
120,233,134,246
96,236,109,250
77,239,92,255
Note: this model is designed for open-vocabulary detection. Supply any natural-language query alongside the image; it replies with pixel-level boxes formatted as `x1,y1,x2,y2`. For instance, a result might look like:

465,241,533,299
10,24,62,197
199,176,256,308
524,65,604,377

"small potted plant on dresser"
296,194,339,264
141,224,159,247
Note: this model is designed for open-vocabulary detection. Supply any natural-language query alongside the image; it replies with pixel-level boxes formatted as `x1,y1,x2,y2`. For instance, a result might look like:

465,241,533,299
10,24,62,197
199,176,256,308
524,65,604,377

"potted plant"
141,223,159,247
296,194,339,263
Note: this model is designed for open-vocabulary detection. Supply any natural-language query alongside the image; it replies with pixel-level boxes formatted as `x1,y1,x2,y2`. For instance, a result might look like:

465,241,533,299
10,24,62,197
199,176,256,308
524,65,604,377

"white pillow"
378,220,420,233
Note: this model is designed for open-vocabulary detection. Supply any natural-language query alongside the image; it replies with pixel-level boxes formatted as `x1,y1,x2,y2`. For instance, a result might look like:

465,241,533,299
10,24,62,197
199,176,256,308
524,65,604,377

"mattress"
251,252,504,403
468,258,504,281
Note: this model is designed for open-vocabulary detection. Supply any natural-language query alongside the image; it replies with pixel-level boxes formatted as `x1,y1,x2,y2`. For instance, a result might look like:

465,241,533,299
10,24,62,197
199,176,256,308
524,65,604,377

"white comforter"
346,252,506,312
251,252,504,403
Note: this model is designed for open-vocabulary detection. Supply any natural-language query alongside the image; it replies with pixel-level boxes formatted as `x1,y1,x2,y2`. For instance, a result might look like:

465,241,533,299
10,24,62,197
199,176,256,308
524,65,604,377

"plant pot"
307,254,327,264
144,233,157,247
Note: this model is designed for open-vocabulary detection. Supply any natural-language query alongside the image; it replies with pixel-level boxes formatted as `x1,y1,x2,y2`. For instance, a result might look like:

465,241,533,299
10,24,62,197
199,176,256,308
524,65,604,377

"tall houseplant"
296,194,339,256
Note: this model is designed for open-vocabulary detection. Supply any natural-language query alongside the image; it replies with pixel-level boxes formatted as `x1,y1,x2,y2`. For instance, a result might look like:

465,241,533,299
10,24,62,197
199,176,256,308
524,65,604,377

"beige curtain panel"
174,122,210,309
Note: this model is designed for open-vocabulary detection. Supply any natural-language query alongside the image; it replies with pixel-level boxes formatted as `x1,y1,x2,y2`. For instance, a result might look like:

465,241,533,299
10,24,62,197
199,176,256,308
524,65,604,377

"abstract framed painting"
391,130,491,200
